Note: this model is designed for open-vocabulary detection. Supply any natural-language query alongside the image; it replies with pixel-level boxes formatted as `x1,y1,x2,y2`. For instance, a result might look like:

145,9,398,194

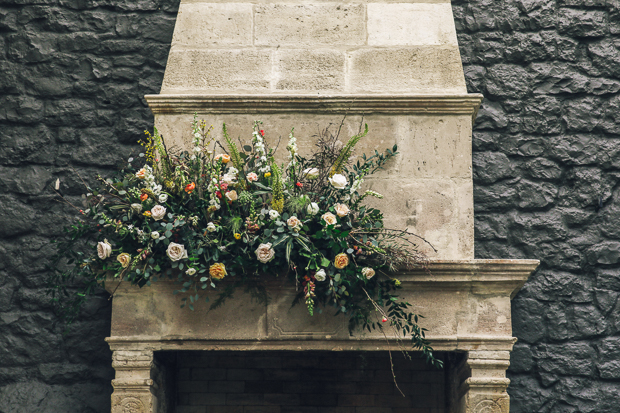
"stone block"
367,3,458,46
398,115,472,179
171,3,253,47
254,4,365,46
347,47,467,94
275,49,345,92
161,49,272,93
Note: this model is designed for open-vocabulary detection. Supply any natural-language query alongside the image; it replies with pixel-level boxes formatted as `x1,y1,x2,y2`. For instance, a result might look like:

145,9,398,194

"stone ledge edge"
145,94,484,121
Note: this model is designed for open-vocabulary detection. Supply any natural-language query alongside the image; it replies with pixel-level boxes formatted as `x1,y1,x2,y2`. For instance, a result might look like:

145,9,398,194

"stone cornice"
144,94,484,121
105,336,518,352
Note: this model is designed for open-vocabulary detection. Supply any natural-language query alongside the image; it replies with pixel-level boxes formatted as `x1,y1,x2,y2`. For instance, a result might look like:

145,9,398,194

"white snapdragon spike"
350,177,364,194
286,131,298,169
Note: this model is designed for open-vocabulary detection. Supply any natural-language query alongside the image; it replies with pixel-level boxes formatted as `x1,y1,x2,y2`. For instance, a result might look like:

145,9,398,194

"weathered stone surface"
254,4,365,47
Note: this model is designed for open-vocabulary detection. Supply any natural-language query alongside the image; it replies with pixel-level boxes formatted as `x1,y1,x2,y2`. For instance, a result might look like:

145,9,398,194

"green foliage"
49,120,441,368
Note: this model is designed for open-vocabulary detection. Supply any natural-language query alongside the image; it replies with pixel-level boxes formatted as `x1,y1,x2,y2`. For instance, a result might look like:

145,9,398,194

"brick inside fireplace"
171,351,455,413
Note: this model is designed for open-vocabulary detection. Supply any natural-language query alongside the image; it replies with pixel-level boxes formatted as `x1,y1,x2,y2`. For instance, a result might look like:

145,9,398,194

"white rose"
335,203,350,217
166,242,188,261
307,202,319,215
131,203,142,213
321,212,337,226
328,174,348,189
255,243,275,264
207,222,217,233
151,205,166,221
97,239,112,260
303,168,320,180
269,210,280,220
362,267,376,280
151,231,160,239
186,268,196,276
158,193,168,203
315,269,327,282
222,173,237,185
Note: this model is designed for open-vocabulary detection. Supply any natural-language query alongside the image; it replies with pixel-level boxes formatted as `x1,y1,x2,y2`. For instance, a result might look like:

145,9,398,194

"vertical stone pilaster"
457,351,512,413
110,350,160,413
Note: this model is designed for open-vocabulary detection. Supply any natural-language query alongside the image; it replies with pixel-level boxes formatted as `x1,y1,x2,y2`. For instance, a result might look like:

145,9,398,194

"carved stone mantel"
106,259,538,413
106,1,540,412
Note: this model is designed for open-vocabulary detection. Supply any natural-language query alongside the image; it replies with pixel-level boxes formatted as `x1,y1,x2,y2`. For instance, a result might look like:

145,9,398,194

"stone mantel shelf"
145,93,484,121
105,259,539,353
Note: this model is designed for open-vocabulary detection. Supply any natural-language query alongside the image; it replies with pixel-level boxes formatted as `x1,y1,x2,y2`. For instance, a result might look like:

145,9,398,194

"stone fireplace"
106,1,539,412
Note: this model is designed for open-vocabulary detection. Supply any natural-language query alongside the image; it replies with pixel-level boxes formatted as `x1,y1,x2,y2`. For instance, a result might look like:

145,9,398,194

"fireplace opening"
153,350,465,413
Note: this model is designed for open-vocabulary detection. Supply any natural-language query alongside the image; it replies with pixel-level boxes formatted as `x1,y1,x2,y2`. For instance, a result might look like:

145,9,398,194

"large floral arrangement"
50,118,440,366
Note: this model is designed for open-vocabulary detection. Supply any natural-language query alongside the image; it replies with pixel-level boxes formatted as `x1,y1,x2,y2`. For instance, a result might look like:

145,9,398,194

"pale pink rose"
150,205,166,221
166,242,188,261
321,212,337,226
255,243,275,263
246,172,258,182
97,239,112,259
335,203,350,217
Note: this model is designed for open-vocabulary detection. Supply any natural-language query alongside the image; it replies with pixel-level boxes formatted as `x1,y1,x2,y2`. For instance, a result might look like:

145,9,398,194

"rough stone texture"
2,0,620,412
0,1,179,412
453,0,620,411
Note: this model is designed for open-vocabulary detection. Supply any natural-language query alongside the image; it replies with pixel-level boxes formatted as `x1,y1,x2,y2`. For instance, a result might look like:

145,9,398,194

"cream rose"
150,231,160,239
315,269,327,282
321,212,337,226
166,242,188,261
269,210,280,220
287,216,301,231
117,253,131,268
362,267,376,280
186,268,196,276
307,202,319,215
207,222,217,233
303,168,319,180
151,205,166,221
225,190,238,202
255,243,275,263
209,263,227,279
328,174,348,189
97,239,112,260
158,193,168,203
334,253,349,269
131,203,142,213
335,203,350,217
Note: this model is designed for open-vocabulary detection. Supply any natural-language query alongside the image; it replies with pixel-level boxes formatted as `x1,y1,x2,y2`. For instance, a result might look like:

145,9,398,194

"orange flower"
215,154,231,164
185,182,196,194
140,193,148,202
209,263,227,280
143,211,152,217
334,253,349,269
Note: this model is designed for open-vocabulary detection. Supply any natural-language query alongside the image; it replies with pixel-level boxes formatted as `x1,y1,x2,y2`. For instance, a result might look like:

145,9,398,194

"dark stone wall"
0,0,619,412
0,1,179,412
453,1,620,411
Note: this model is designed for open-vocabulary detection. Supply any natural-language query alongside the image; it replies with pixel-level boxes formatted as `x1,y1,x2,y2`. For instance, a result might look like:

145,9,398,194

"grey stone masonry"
1,0,620,412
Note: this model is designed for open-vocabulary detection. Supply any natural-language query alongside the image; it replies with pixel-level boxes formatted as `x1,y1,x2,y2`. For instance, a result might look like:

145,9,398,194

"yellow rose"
117,253,132,268
209,263,227,280
264,172,271,178
334,253,349,270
